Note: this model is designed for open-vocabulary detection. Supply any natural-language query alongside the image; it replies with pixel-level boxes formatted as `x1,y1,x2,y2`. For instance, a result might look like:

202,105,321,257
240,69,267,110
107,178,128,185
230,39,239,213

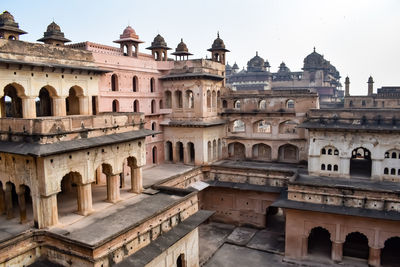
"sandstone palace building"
0,10,399,267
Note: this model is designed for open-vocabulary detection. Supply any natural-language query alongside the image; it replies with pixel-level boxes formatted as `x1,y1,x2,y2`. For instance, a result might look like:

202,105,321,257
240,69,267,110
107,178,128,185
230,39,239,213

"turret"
171,38,192,61
207,32,229,64
114,26,144,57
345,76,350,96
368,76,374,96
146,34,171,61
0,11,26,40
37,22,71,46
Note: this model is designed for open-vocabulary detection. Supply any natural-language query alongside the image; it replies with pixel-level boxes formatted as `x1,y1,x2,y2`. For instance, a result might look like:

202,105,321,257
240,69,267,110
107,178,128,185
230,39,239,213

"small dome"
232,62,239,70
368,76,374,83
46,22,61,33
226,62,232,70
0,11,15,24
278,62,291,73
176,38,189,52
264,60,271,68
153,34,166,46
123,26,136,36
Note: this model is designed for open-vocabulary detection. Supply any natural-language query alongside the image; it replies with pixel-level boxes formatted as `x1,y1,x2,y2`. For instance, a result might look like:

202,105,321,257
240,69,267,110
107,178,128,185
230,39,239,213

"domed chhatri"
37,21,71,46
247,51,266,72
303,47,329,70
0,10,27,40
146,34,171,61
171,38,192,61
114,26,144,58
208,32,229,64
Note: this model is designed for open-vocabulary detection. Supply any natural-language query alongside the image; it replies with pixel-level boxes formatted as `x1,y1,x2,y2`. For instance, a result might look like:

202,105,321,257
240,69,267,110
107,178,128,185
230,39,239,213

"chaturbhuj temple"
0,10,399,267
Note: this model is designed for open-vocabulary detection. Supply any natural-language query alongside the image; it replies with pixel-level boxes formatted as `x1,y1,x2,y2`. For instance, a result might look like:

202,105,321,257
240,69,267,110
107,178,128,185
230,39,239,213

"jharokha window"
232,120,245,132
256,120,271,133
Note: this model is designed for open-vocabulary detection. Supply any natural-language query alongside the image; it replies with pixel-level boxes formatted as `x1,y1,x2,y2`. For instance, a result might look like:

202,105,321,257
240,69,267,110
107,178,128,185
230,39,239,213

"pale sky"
3,0,400,95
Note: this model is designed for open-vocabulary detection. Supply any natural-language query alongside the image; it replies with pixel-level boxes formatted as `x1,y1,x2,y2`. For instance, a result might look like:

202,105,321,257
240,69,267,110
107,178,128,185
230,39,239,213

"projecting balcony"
0,112,145,144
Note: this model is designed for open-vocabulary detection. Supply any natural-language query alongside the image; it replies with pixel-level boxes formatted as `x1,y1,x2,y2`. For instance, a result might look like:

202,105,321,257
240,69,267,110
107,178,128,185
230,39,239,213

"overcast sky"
3,0,399,95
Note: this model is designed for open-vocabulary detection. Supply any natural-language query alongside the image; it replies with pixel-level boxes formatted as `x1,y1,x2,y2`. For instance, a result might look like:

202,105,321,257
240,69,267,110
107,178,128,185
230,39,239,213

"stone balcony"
0,112,145,144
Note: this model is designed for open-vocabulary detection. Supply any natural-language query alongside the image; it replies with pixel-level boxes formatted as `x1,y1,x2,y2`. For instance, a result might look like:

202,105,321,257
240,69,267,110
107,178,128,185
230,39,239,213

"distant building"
226,48,343,104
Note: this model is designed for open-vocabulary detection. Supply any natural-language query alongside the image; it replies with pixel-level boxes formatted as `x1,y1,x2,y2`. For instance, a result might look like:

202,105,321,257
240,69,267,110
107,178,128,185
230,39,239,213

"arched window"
132,76,138,92
328,149,332,155
111,74,118,91
256,120,271,133
2,84,23,118
186,90,194,109
232,120,245,132
327,164,332,171
392,152,397,158
222,100,227,108
362,100,366,106
176,254,185,267
207,90,211,108
287,99,295,109
159,99,163,109
334,165,338,171
321,164,326,170
151,100,156,113
112,99,119,112
37,87,53,117
234,100,241,109
66,87,81,115
150,78,155,92
152,146,157,164
151,122,156,137
334,149,339,155
217,91,221,108
212,91,217,108
385,152,390,158
391,168,396,175
175,90,183,108
133,100,139,112
321,148,326,155
384,168,389,175
279,120,298,134
259,100,267,109
165,91,172,108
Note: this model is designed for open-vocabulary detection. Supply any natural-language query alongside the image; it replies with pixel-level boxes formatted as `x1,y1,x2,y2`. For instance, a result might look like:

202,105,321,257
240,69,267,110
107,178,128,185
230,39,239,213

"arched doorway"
177,142,184,162
112,99,119,112
1,84,23,118
308,227,332,258
381,237,400,266
343,232,369,260
265,206,285,232
57,172,82,220
152,146,157,164
133,100,139,112
165,141,173,162
36,87,53,117
176,254,186,267
66,87,81,115
350,147,372,178
252,143,271,161
278,144,298,163
228,142,246,159
111,74,118,91
187,142,195,163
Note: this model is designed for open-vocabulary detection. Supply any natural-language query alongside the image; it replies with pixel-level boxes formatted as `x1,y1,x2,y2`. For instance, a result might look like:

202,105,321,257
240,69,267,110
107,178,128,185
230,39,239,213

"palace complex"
0,10,399,267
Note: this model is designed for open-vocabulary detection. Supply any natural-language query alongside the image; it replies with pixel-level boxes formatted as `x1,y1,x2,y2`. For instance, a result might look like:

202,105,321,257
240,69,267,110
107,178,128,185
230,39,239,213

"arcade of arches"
1,83,92,118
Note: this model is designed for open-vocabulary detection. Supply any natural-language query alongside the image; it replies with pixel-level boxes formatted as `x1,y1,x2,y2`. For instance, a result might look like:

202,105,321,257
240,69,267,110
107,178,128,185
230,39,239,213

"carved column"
107,174,120,203
21,96,37,118
17,187,27,223
77,183,93,216
301,235,308,258
368,247,381,267
331,241,343,262
172,143,178,163
79,96,90,115
5,184,13,219
130,166,143,194
120,172,125,189
0,186,5,214
52,96,67,117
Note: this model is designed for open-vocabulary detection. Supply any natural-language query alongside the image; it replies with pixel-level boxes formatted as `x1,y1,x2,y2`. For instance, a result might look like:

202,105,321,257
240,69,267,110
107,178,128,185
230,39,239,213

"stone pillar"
371,159,382,181
79,96,90,115
21,97,37,118
0,186,5,215
120,172,125,188
331,241,343,262
130,166,143,194
77,183,93,216
40,194,58,228
17,187,27,223
368,247,381,267
107,174,120,203
52,97,66,117
5,184,13,219
301,236,308,258
172,143,178,163
340,157,350,178
344,76,350,97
